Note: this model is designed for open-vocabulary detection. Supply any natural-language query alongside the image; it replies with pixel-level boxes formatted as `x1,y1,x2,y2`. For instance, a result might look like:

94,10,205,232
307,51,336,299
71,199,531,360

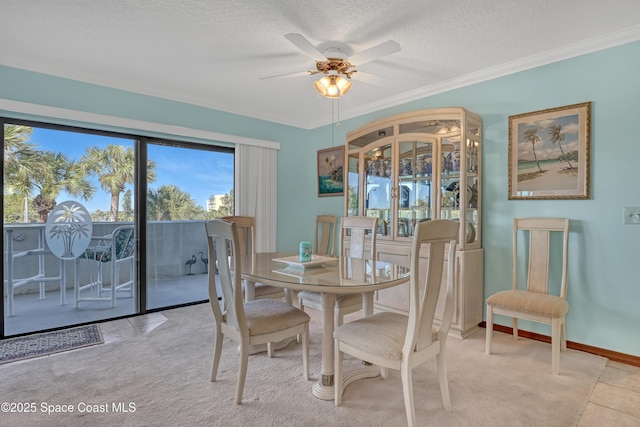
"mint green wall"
1,40,638,357
287,41,640,357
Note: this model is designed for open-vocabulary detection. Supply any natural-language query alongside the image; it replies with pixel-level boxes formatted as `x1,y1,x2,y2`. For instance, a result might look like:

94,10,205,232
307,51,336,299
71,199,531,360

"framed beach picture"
317,145,344,197
508,102,591,200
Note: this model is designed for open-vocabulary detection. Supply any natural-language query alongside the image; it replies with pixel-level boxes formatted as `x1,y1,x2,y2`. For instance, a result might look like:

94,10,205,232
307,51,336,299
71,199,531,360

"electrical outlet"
623,207,640,224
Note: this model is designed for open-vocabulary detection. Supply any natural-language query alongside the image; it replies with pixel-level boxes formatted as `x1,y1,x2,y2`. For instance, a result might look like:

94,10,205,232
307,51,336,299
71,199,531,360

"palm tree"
81,145,156,221
522,127,544,173
122,189,134,221
4,125,37,222
147,185,199,220
4,125,36,183
5,125,96,222
217,189,234,217
548,124,573,169
30,151,95,222
4,125,38,206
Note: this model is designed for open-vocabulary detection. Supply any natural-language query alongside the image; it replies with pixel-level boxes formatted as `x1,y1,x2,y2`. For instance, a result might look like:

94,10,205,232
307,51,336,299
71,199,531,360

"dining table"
242,251,410,401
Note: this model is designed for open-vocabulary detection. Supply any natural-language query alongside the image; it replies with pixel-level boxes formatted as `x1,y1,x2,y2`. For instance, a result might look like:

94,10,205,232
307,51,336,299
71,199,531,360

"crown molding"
340,26,640,129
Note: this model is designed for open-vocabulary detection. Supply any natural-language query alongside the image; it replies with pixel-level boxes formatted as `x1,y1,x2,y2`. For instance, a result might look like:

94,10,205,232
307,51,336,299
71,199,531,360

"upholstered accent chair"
205,219,310,404
486,217,570,375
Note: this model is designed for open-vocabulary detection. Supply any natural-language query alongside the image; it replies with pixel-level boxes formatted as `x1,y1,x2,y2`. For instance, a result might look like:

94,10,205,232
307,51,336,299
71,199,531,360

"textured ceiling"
1,0,639,129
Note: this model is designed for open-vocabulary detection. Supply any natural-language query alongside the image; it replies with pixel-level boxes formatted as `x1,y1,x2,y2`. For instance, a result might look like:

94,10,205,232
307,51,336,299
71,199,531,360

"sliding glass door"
3,121,138,335
145,141,234,310
3,120,234,337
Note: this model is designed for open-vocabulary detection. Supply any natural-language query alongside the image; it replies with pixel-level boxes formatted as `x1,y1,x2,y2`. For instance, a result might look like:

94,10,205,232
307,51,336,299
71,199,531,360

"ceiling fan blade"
350,70,389,85
260,70,313,80
349,40,401,67
284,33,327,62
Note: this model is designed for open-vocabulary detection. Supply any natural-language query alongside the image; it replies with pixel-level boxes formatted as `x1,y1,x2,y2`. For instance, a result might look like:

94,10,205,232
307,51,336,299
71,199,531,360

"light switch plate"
623,207,640,224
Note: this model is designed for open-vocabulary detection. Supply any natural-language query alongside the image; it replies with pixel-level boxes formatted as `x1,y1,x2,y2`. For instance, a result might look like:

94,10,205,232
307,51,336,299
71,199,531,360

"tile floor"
578,360,640,426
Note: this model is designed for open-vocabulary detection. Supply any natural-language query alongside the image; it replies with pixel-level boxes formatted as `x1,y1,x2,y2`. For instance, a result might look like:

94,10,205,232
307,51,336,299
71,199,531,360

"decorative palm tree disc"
45,201,93,260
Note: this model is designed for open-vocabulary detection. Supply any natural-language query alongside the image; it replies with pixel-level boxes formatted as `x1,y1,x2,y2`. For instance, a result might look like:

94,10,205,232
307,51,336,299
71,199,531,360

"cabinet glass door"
464,134,480,245
364,144,392,237
440,133,461,221
346,153,359,216
398,140,434,239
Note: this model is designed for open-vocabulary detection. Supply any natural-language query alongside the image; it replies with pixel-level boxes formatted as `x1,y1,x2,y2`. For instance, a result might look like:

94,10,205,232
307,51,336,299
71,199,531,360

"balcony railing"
3,220,212,336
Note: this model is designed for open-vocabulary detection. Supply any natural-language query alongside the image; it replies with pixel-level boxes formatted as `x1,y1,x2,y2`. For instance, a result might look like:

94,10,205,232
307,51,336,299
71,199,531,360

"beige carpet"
0,303,606,427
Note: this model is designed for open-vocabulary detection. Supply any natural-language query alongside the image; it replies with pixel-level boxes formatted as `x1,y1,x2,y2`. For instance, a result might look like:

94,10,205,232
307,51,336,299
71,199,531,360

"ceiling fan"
262,33,401,97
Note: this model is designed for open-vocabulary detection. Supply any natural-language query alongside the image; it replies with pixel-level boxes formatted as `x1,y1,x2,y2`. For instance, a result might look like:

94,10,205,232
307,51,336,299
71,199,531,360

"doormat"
0,324,103,364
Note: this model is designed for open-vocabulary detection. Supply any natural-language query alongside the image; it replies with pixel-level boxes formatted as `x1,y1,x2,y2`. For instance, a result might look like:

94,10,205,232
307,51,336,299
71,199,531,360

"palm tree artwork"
521,127,544,173
47,201,92,259
548,124,573,170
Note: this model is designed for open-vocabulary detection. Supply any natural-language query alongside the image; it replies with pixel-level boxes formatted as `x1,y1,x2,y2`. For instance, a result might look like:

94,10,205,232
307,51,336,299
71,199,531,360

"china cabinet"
344,108,483,338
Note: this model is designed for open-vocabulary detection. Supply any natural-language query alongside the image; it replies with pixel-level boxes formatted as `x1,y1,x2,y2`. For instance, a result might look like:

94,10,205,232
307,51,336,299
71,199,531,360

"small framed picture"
317,146,344,197
508,102,591,200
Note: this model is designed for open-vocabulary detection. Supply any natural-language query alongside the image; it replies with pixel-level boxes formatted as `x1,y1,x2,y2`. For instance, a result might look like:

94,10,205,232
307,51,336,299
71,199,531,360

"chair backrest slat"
340,216,377,260
513,217,570,298
527,229,551,293
112,225,135,260
221,216,256,274
406,220,458,353
315,214,337,256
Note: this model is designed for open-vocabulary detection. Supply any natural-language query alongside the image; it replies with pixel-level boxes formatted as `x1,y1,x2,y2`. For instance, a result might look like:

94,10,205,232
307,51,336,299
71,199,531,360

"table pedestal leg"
362,291,374,316
312,291,382,400
245,337,298,355
312,292,336,400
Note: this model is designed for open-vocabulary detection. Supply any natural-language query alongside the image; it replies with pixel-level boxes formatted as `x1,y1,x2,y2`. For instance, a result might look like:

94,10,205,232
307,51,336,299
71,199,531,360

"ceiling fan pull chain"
331,99,335,148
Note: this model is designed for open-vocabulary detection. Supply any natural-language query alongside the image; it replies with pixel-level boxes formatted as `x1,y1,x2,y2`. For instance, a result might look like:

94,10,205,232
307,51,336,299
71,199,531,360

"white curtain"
235,144,277,252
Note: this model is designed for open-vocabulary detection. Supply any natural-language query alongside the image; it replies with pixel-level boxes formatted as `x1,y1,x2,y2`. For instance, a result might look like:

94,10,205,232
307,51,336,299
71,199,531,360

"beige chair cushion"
244,299,310,336
334,312,412,360
298,290,362,306
487,290,569,318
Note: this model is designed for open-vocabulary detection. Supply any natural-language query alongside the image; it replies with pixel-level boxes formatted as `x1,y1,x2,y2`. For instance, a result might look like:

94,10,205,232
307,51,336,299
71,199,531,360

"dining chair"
220,216,285,302
298,215,377,328
74,224,136,307
334,219,459,426
486,217,570,375
205,219,310,404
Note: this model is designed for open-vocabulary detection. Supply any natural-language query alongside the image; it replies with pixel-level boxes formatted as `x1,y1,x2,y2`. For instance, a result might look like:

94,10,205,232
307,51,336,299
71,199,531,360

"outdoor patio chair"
74,225,136,307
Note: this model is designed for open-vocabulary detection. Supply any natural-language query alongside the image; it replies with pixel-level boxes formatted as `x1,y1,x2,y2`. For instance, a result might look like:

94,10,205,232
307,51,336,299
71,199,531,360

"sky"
516,113,580,162
27,126,234,213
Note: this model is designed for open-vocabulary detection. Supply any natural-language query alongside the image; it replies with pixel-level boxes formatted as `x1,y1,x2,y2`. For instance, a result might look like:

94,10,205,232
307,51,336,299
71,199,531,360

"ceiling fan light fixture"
314,75,352,99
